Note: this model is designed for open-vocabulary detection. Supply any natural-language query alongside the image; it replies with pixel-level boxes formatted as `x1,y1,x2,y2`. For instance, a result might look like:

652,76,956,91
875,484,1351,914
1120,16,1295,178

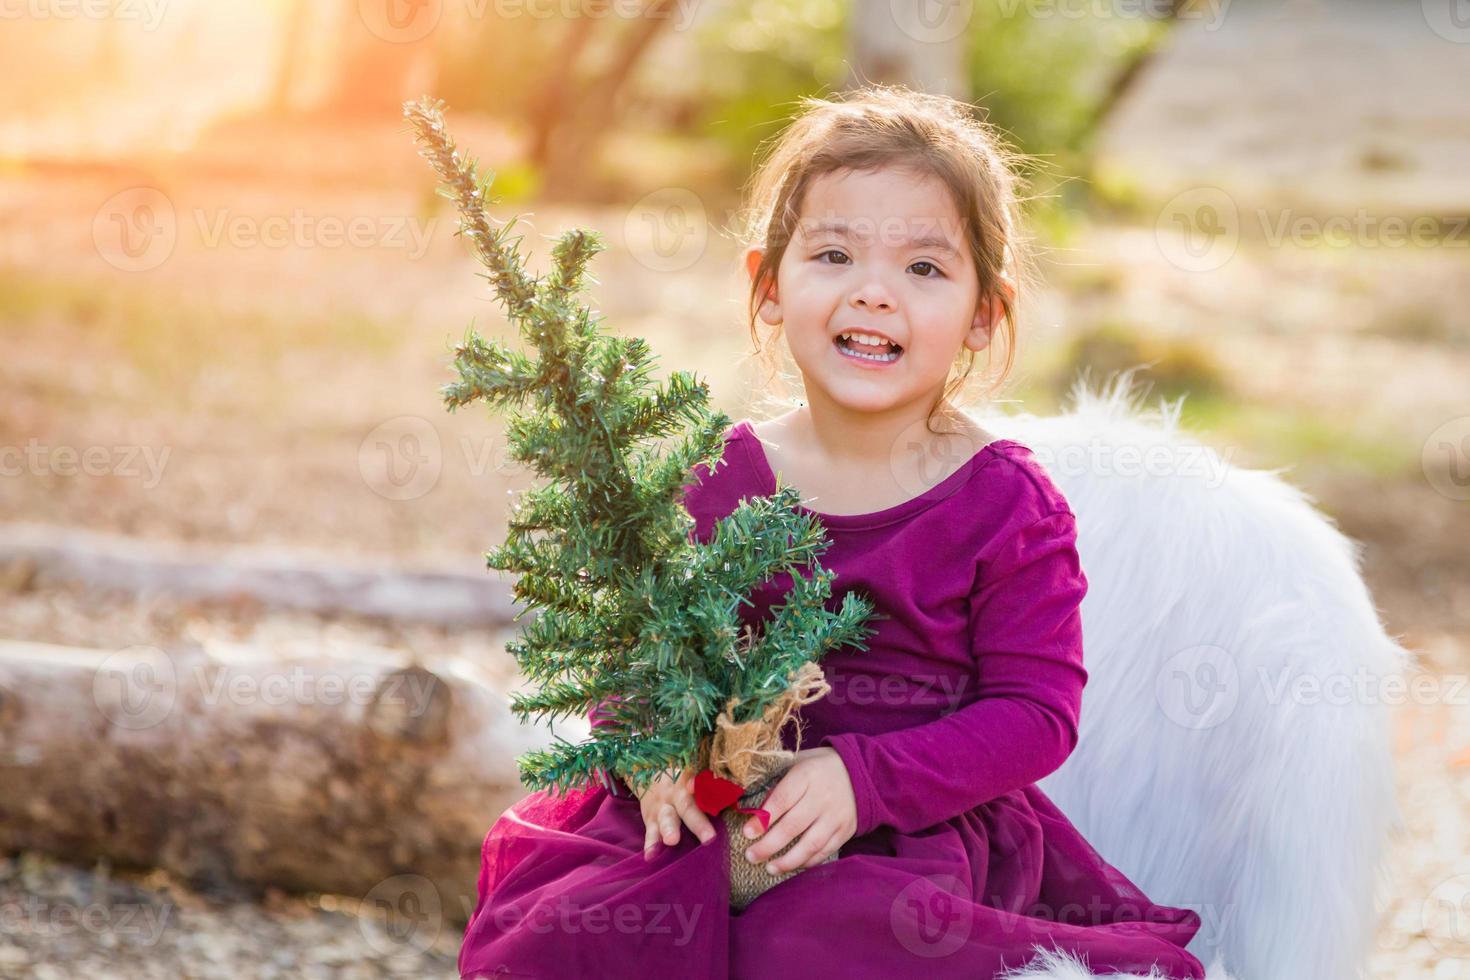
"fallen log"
0,522,518,628
0,638,569,927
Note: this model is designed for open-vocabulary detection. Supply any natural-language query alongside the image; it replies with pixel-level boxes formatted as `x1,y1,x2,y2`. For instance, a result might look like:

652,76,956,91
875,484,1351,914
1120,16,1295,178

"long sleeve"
820,510,1090,837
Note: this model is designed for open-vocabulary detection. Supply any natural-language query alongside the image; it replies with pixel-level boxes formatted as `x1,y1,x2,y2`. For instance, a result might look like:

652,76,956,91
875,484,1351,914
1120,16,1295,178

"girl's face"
747,166,1006,420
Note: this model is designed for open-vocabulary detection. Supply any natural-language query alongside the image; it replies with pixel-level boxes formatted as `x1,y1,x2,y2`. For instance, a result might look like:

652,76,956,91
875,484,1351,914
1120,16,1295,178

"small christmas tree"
402,99,878,838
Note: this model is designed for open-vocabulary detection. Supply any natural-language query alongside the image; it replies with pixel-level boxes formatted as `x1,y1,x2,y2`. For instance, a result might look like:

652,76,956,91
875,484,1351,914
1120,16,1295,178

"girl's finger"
674,793,716,844
746,795,815,868
800,828,844,870
643,818,659,861
740,775,811,852
765,815,829,875
660,803,680,846
743,778,808,846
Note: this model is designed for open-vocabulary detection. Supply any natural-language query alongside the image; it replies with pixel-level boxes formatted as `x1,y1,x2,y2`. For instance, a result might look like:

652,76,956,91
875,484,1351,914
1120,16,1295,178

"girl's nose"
848,274,896,312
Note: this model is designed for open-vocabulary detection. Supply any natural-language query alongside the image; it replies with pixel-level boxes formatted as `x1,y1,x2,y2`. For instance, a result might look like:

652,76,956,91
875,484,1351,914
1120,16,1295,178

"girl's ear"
966,277,1015,354
744,246,782,326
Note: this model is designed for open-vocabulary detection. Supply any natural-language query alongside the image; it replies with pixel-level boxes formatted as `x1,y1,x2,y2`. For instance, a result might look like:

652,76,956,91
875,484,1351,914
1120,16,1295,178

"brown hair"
733,84,1037,433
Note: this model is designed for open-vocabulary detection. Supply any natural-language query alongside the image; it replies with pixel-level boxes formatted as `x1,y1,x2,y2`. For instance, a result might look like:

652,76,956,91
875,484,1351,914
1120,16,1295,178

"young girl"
458,86,1208,980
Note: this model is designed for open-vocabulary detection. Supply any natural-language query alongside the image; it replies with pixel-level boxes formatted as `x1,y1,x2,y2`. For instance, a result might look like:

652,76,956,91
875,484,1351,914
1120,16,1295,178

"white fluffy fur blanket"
975,370,1406,980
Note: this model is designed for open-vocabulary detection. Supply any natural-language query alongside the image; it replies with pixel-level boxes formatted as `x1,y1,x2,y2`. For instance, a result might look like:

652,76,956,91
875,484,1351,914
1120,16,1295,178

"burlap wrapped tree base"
722,758,838,912
699,662,839,913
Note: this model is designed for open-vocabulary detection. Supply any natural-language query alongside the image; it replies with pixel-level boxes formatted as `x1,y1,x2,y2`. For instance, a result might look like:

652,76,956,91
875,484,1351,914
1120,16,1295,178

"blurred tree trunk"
1100,1,1184,115
325,0,439,117
270,0,311,113
527,0,679,199
527,15,597,167
846,0,968,99
94,0,123,83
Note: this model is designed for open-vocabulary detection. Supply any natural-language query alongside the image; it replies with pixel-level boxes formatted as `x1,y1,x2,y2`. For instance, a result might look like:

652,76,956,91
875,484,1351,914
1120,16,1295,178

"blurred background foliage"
433,0,1171,236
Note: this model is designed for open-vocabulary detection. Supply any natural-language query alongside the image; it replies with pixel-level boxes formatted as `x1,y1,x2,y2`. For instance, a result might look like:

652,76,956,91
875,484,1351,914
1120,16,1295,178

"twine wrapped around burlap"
698,661,834,912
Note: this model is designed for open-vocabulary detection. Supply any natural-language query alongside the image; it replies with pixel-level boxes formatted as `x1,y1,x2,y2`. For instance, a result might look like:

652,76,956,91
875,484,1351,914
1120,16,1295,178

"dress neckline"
732,418,1020,530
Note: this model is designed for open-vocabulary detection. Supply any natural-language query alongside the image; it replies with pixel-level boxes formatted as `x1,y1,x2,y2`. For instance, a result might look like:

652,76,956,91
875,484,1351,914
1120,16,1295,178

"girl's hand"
633,767,717,860
739,746,856,875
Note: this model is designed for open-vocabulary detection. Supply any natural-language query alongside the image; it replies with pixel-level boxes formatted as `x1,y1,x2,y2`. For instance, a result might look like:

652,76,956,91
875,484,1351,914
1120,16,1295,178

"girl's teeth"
835,336,901,362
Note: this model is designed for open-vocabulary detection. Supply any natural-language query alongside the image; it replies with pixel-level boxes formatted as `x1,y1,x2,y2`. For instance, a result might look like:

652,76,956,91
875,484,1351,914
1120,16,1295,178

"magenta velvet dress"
457,419,1207,980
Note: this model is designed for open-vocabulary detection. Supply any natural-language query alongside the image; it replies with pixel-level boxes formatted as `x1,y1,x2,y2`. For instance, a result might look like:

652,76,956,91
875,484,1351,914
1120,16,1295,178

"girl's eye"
813,251,942,277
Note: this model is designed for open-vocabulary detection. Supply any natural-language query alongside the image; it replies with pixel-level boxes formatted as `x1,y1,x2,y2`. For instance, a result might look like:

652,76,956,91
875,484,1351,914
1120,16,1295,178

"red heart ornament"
691,768,772,833
692,768,743,815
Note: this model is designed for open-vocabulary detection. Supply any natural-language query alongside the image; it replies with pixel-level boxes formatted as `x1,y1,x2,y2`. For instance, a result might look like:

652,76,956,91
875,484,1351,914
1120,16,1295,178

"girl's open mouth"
834,334,904,365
